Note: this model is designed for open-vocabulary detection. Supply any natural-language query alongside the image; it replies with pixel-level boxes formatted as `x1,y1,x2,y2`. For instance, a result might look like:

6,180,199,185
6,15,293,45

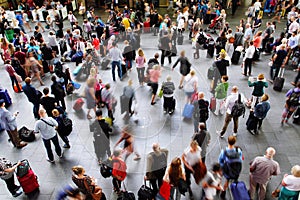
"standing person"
34,109,63,163
270,44,288,81
281,82,300,124
0,100,27,148
183,70,198,103
27,57,44,86
195,92,209,129
248,73,268,108
149,65,161,105
163,157,186,200
68,11,77,28
214,75,229,116
111,149,127,194
161,75,175,114
145,143,168,195
108,42,123,82
218,136,243,198
261,22,273,53
211,51,230,93
182,140,202,199
160,31,172,67
114,125,141,161
89,109,112,164
40,87,57,117
123,79,136,116
192,123,211,163
122,40,134,71
72,165,106,200
48,31,59,56
100,84,115,122
78,3,86,20
51,76,66,111
135,48,147,86
22,77,41,119
217,86,247,137
15,10,26,33
172,50,192,89
242,41,255,76
52,109,71,149
0,158,23,197
4,60,22,93
249,147,281,200
85,78,97,120
278,165,300,200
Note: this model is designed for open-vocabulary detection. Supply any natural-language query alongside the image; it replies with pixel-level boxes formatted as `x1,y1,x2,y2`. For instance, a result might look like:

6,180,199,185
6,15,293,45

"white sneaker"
232,133,237,137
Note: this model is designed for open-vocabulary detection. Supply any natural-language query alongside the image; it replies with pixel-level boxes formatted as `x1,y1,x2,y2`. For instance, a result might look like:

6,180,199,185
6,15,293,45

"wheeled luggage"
230,181,250,200
206,39,215,58
182,103,194,119
138,180,154,200
231,51,241,65
118,183,135,200
177,35,184,45
73,98,84,111
293,106,300,125
73,65,83,76
120,95,130,114
273,68,285,92
207,66,215,80
0,89,12,108
101,58,111,70
18,126,35,142
17,160,39,195
121,63,127,78
209,97,216,112
246,111,257,131
143,21,151,33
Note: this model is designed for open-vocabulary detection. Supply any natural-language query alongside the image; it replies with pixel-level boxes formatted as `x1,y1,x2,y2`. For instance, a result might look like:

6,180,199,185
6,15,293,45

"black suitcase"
253,48,260,61
177,35,183,45
42,60,50,73
207,66,215,79
231,51,241,65
101,58,111,70
273,68,285,92
18,126,35,142
118,183,135,200
138,181,154,200
121,63,127,78
293,107,300,125
246,111,258,131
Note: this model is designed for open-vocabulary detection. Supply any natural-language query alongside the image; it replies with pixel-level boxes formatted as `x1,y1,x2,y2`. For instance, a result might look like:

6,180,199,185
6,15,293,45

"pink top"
136,56,145,68
149,69,161,83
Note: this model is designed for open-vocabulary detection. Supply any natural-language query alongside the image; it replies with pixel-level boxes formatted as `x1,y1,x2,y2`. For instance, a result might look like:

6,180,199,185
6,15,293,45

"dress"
85,86,95,109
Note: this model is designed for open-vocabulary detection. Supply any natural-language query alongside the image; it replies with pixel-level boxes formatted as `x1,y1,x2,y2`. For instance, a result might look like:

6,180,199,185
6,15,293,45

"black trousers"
4,174,19,195
149,168,166,194
112,178,121,192
244,58,253,75
163,96,174,111
161,50,172,65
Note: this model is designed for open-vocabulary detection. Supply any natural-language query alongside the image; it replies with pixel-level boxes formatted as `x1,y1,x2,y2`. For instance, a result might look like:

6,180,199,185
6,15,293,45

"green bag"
158,88,163,98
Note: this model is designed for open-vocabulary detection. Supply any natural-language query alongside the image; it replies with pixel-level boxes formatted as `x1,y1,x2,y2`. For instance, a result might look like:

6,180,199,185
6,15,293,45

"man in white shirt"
217,86,247,137
243,41,256,76
107,42,124,81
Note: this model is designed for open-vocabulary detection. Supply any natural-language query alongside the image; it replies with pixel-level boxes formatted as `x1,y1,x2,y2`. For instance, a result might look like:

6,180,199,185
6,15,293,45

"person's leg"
184,165,193,196
179,75,185,88
161,50,166,66
9,129,22,147
111,62,116,81
220,113,232,135
249,175,257,199
137,67,142,83
168,54,172,64
42,138,54,161
244,58,249,75
248,58,253,75
33,103,40,119
233,116,239,133
4,174,20,196
112,178,121,192
58,132,70,147
274,67,281,80
258,182,268,200
117,61,122,79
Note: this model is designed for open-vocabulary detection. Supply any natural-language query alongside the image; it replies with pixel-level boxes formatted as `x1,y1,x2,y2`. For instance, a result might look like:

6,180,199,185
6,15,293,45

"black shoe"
247,128,255,135
220,191,226,199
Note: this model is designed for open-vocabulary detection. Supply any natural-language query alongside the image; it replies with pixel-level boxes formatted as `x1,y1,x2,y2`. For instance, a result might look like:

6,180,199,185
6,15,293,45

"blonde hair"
72,165,84,175
90,68,97,77
52,109,60,117
138,48,144,57
180,50,185,57
291,165,300,177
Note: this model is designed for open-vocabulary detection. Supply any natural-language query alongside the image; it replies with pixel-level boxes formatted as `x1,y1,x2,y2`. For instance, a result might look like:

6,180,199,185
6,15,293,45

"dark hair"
228,136,236,145
212,163,221,172
35,26,39,30
222,75,229,82
15,47,20,51
51,75,57,82
96,109,102,116
43,87,50,95
4,60,10,64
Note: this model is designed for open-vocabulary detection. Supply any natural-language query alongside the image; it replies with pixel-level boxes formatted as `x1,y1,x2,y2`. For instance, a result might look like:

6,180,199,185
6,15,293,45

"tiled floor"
0,6,299,200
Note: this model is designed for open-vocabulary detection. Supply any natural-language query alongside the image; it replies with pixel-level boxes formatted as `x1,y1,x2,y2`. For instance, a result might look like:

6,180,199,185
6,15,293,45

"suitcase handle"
278,68,285,78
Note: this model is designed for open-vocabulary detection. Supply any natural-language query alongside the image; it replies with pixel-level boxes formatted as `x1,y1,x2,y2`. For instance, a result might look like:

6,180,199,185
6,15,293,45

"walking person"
160,31,172,67
100,84,115,122
270,44,288,81
249,147,280,200
40,87,57,117
145,143,168,195
281,82,300,124
111,149,127,194
0,158,23,197
248,73,268,109
34,108,63,163
52,109,71,149
211,51,230,93
161,75,175,114
149,65,162,105
217,86,247,137
242,41,255,76
0,99,27,148
123,79,136,117
214,75,229,116
51,76,66,111
135,48,146,86
122,40,134,71
89,109,112,164
22,77,41,119
183,70,198,103
108,42,123,82
172,50,192,89
201,163,223,200
192,123,211,163
85,78,97,120
4,60,22,93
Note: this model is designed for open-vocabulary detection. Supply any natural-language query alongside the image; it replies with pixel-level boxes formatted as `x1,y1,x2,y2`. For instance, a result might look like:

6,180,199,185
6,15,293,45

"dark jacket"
215,59,230,77
172,57,191,76
40,96,57,116
90,119,112,139
248,80,268,97
254,101,270,119
22,84,39,104
123,45,134,60
51,81,66,99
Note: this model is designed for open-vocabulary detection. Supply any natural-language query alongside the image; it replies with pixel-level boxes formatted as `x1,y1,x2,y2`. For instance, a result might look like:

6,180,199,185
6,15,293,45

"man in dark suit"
22,77,41,119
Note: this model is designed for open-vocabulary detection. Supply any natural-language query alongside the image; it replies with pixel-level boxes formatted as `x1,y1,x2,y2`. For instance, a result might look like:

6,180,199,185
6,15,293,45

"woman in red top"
253,31,262,49
5,60,22,92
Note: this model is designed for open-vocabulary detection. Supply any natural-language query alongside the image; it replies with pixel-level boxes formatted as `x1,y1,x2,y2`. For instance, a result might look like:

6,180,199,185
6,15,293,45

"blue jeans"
125,60,132,70
111,61,122,81
42,134,62,161
33,102,40,119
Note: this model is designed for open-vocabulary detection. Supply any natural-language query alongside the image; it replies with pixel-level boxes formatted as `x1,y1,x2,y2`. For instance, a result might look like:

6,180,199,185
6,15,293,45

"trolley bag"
0,89,12,108
177,35,184,45
231,51,241,65
143,21,151,33
273,68,285,92
18,126,35,142
207,66,215,80
246,111,257,131
121,63,127,78
230,181,250,200
17,160,39,195
73,65,83,76
73,98,84,111
293,106,300,125
209,97,216,112
118,183,135,200
182,103,194,119
206,39,215,58
138,180,154,200
101,58,111,70
120,94,130,114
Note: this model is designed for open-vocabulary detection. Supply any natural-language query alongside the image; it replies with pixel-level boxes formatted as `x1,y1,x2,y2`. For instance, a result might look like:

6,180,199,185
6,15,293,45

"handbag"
271,182,281,198
158,88,163,98
178,178,188,195
159,181,171,200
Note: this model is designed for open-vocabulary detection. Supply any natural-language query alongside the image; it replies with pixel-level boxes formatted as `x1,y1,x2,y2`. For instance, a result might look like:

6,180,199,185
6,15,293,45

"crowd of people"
0,0,300,199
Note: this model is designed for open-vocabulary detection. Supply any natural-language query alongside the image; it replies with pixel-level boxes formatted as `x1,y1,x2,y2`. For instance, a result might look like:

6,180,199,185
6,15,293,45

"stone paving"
0,7,299,200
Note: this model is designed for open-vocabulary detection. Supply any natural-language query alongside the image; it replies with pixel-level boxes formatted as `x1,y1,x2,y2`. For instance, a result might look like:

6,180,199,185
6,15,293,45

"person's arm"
145,154,153,179
181,152,194,172
264,81,268,88
172,58,180,69
89,88,96,101
4,161,21,173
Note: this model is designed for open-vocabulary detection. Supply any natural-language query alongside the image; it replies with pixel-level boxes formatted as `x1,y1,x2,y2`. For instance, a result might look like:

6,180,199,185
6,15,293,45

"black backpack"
231,94,246,118
100,158,114,178
222,147,242,180
287,91,300,107
60,117,73,136
197,32,206,45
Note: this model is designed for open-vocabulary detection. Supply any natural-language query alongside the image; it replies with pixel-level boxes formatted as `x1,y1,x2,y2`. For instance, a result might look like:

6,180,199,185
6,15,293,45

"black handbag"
18,126,35,142
178,178,188,195
138,180,154,200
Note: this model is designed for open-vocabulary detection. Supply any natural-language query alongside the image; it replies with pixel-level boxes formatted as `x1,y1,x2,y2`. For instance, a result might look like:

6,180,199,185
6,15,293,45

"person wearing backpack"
249,147,280,200
193,123,211,163
111,149,127,194
161,75,175,115
217,86,247,137
218,136,243,198
281,82,300,124
145,143,168,195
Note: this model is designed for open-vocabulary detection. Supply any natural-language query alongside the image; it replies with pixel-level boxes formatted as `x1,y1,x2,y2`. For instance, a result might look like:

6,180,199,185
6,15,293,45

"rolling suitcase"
143,21,151,33
138,180,154,200
121,63,127,78
17,160,39,195
206,39,215,58
73,98,84,111
120,95,129,114
293,106,300,125
0,89,12,108
230,181,250,200
182,103,194,119
209,97,216,112
246,111,257,131
231,51,241,65
207,66,215,80
273,68,285,92
118,183,135,200
101,58,111,70
73,65,83,76
177,35,184,45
